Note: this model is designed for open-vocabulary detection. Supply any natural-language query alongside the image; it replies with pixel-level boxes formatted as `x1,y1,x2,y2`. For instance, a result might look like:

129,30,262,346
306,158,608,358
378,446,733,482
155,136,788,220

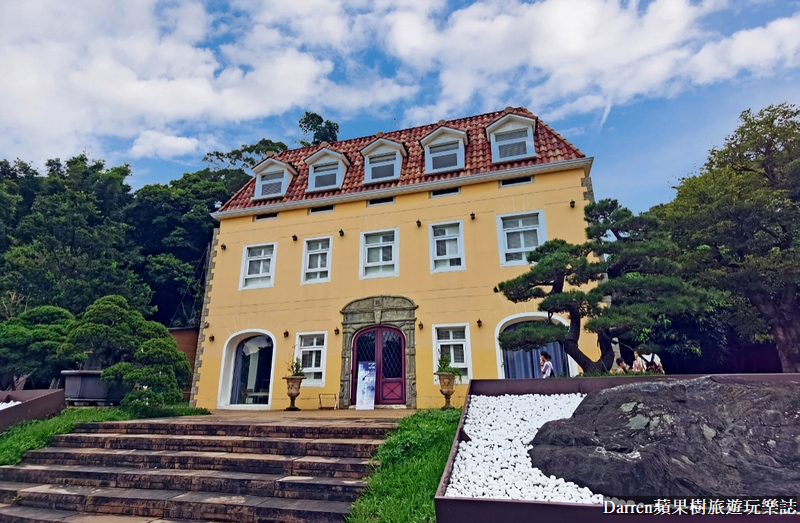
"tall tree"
298,112,340,146
496,200,710,373
0,306,77,389
0,155,150,315
657,104,800,372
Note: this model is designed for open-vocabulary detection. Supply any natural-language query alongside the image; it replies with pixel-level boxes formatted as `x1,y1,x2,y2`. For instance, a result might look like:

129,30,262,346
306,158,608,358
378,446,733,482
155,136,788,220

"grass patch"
0,403,210,466
347,409,461,523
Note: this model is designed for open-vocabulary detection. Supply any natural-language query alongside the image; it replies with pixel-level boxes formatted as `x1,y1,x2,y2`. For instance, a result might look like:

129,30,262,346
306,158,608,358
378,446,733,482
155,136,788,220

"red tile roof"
218,107,585,213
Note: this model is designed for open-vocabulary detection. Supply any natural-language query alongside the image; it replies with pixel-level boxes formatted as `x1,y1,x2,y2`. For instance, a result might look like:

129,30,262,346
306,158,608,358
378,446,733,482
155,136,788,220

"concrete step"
73,420,396,440
0,465,364,502
22,448,372,479
0,502,202,522
0,483,350,523
50,433,382,459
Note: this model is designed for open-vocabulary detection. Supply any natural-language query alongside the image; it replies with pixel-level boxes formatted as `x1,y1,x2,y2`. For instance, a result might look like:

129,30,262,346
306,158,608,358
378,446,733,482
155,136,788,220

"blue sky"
1,0,799,212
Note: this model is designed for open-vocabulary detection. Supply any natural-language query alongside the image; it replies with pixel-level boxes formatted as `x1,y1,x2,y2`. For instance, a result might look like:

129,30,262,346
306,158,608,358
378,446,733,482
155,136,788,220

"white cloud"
129,130,201,158
0,0,798,166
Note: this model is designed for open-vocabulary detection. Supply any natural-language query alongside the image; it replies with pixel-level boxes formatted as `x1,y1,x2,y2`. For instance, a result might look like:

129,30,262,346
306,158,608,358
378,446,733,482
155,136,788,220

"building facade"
190,107,599,411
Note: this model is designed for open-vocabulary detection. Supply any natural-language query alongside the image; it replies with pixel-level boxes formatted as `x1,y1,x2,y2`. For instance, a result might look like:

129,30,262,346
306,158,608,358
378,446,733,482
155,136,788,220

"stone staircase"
0,416,398,522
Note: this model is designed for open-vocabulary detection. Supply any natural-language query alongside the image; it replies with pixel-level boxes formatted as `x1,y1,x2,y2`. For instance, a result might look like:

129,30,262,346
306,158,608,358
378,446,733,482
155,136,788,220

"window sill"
492,152,536,164
360,272,399,280
301,278,331,285
424,165,464,175
431,266,466,274
305,185,342,194
239,283,274,290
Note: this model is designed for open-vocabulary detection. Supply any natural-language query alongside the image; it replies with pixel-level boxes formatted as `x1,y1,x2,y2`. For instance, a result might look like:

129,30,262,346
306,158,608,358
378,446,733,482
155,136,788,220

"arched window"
229,335,274,404
500,322,570,379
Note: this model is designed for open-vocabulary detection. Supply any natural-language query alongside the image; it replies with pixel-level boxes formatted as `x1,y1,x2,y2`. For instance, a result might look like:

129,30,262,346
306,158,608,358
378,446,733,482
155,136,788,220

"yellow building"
190,107,598,411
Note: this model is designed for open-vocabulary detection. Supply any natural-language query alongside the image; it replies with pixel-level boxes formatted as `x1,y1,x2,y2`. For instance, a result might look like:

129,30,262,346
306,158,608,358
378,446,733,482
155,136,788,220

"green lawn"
347,409,461,523
0,404,209,466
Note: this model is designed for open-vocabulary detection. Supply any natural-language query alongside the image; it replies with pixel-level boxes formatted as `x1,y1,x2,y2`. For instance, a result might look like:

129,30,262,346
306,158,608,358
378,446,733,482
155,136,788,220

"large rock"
528,376,800,497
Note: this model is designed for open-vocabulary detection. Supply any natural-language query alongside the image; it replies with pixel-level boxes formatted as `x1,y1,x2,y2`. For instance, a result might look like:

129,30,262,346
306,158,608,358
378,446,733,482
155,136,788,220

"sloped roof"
218,107,585,214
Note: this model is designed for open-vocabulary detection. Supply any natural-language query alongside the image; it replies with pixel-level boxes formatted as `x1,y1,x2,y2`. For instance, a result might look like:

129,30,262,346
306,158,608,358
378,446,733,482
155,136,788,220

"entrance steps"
0,417,398,522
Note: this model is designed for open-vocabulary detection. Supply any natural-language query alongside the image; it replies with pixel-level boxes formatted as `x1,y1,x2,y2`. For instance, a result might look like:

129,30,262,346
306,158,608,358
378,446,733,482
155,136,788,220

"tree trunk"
13,373,31,390
771,322,800,373
748,293,800,373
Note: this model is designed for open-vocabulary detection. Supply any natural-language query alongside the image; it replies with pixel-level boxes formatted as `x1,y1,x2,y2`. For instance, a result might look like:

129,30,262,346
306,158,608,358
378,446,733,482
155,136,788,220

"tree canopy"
657,103,800,372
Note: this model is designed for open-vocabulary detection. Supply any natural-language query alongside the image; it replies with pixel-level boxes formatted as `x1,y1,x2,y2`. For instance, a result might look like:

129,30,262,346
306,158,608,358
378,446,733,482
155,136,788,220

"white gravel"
0,400,21,411
445,393,604,505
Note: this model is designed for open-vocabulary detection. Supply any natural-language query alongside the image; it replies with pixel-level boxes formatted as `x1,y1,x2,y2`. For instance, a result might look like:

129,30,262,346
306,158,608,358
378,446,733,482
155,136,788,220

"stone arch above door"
339,296,417,409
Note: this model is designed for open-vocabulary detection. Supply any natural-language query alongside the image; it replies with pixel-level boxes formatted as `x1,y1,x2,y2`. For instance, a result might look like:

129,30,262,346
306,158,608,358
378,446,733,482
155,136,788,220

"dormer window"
361,137,406,184
486,113,537,164
420,126,468,175
251,159,296,200
368,153,398,180
258,171,284,197
311,162,339,189
304,147,350,193
429,142,459,170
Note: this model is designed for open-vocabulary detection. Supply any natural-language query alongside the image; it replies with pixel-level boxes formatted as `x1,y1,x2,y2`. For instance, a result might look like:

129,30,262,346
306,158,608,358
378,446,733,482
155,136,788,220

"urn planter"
283,375,306,411
435,372,457,410
61,370,128,406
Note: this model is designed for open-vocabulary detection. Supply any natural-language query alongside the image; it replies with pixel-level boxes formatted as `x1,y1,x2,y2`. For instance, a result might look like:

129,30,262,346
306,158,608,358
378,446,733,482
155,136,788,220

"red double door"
351,327,405,405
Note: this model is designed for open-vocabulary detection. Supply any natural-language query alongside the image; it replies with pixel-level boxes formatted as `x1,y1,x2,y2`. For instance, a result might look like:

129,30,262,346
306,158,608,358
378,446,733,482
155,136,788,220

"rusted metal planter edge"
0,389,66,433
434,373,800,523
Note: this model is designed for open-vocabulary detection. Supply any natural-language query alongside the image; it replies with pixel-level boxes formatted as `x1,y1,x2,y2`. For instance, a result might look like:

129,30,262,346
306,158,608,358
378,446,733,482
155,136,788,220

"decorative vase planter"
435,372,457,410
61,370,128,406
283,375,306,411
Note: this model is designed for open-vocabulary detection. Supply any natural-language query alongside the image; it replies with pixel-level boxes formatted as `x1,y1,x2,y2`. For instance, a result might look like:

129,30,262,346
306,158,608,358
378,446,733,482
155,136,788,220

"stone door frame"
339,295,417,409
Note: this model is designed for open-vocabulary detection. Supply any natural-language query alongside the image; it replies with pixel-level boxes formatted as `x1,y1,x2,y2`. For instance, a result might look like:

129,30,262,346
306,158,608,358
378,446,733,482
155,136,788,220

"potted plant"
434,354,462,410
283,357,306,411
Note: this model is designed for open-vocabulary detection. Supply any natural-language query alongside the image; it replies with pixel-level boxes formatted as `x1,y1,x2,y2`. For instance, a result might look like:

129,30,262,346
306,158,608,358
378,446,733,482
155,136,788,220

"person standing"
540,351,554,378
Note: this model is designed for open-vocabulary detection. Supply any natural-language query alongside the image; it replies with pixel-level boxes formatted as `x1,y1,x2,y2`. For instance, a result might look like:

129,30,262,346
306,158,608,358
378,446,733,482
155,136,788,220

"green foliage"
0,407,134,466
658,103,800,372
0,405,209,467
203,139,288,169
63,295,168,367
298,112,340,146
286,357,305,376
101,336,191,412
0,156,151,315
495,199,713,373
0,305,78,388
347,409,461,523
498,321,570,352
435,354,463,382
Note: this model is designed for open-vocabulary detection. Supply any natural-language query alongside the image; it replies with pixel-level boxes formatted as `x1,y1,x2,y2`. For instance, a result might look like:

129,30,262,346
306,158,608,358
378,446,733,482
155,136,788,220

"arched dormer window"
420,126,468,175
304,147,349,193
360,137,407,184
251,158,297,199
485,113,537,164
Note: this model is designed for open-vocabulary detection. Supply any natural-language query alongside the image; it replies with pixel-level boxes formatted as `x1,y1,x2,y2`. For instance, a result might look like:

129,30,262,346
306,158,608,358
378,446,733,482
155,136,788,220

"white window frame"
301,236,332,285
255,170,288,198
430,187,461,198
308,161,343,192
429,221,465,273
251,159,296,200
490,126,535,163
304,148,349,193
295,332,327,387
420,127,468,175
496,210,547,267
364,151,401,183
432,323,472,384
424,140,464,174
239,243,277,290
359,228,400,279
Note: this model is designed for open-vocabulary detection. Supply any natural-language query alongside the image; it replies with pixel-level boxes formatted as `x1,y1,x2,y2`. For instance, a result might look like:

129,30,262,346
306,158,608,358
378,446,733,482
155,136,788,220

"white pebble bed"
445,393,604,505
0,400,21,411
